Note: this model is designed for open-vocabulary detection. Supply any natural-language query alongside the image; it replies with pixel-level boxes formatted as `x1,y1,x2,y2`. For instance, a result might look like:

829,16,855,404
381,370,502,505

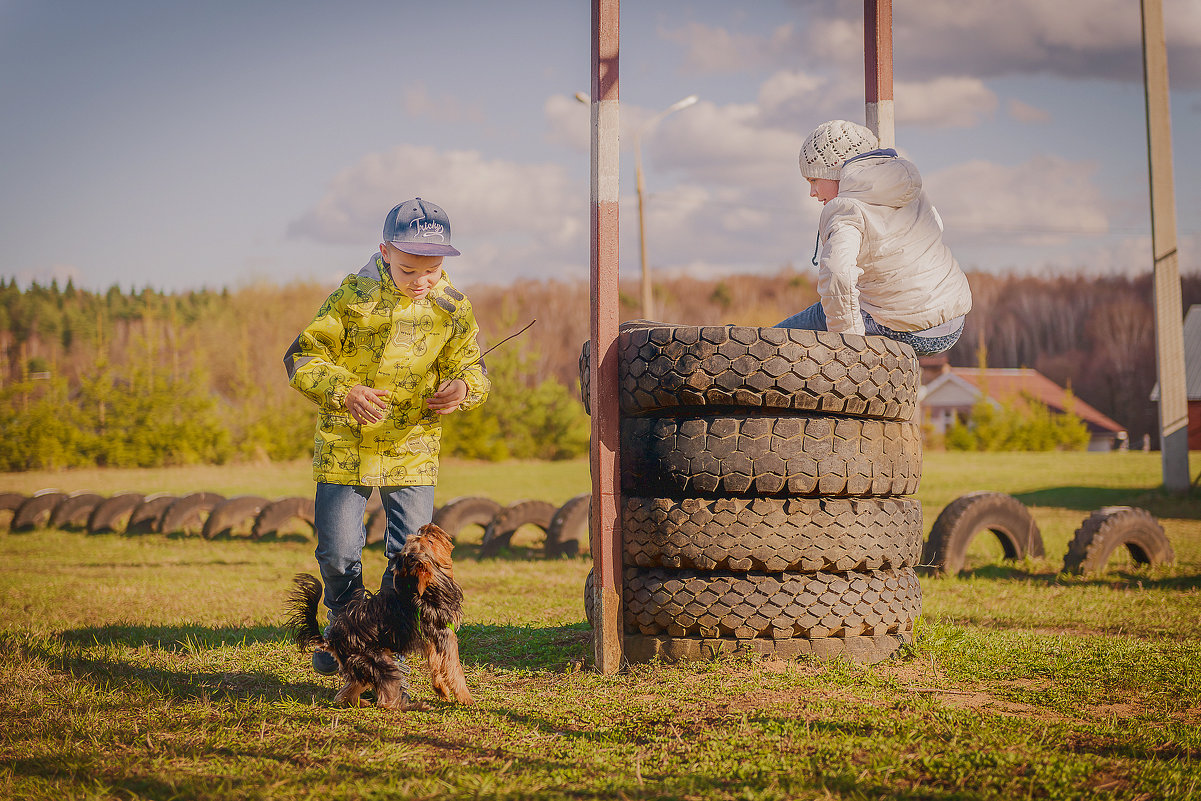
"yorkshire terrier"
287,523,472,710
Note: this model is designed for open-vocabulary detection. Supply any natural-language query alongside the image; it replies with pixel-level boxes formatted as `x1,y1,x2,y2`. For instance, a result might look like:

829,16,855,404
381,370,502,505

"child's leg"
863,314,965,356
773,301,828,330
313,482,373,621
378,485,437,593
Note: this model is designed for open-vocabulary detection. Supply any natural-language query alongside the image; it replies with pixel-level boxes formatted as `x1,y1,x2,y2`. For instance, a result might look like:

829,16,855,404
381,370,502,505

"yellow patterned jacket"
284,254,489,486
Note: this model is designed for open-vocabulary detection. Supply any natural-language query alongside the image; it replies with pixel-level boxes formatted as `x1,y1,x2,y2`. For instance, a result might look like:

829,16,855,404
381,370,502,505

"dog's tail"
286,573,326,651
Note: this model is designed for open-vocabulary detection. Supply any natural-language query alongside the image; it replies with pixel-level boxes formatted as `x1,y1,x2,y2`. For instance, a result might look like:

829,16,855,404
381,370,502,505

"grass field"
1,452,1199,800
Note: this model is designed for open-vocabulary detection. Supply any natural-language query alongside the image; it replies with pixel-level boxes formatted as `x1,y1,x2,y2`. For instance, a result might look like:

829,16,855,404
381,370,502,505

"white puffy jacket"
816,150,972,335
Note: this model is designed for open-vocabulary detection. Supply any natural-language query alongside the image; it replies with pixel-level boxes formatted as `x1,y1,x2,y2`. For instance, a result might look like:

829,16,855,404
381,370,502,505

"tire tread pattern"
922,491,1043,575
622,416,921,497
624,495,922,572
1062,506,1174,575
581,325,919,421
623,567,920,639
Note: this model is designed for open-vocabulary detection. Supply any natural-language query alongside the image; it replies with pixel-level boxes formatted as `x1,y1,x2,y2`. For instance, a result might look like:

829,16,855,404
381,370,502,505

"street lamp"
577,92,699,319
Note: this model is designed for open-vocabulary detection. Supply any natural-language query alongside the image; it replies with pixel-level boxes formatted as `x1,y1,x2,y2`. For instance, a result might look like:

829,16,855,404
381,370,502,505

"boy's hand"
346,384,389,425
426,378,469,415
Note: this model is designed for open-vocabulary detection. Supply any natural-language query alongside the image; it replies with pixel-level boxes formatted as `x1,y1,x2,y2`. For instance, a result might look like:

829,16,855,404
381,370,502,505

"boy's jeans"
313,482,435,622
775,302,964,356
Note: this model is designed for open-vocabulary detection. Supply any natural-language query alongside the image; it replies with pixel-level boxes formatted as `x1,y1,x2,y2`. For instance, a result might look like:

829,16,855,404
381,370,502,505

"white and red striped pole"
864,0,894,148
589,0,624,673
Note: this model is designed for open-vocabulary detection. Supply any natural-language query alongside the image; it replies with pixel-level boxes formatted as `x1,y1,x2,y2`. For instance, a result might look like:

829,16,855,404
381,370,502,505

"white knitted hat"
798,120,879,180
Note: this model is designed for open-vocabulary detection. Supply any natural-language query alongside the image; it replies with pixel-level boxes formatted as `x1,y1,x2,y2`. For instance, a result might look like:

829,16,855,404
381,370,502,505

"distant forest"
0,268,1197,469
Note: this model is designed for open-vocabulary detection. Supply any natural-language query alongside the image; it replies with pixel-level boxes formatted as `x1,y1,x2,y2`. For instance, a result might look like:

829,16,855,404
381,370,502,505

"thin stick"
451,319,536,379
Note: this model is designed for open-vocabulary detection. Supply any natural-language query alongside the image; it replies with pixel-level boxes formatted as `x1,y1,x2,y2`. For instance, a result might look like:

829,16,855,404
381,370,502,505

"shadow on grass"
13,620,591,710
8,627,333,706
458,622,592,671
58,622,286,651
55,620,594,670
941,563,1201,590
1013,485,1201,520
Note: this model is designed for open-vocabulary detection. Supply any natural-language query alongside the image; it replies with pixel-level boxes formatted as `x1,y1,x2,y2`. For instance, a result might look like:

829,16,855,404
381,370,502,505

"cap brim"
388,240,461,257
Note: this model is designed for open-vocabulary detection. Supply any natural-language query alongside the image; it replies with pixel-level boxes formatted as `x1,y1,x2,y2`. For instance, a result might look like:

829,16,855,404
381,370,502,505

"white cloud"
648,100,800,187
894,77,997,128
1008,98,1052,124
543,94,590,152
288,145,587,283
888,0,1201,85
926,156,1110,248
659,1,1201,86
657,21,797,74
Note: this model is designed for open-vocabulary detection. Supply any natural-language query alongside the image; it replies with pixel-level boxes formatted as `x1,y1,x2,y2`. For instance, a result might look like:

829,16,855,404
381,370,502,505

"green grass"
1,451,1200,800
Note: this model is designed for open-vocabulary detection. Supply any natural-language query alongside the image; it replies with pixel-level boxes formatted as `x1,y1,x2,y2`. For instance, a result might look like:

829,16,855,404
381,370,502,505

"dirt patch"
1089,702,1142,720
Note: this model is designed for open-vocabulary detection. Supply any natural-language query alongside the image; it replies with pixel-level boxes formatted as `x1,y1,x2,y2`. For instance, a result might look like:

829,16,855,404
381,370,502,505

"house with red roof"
919,362,1128,452
1150,304,1201,449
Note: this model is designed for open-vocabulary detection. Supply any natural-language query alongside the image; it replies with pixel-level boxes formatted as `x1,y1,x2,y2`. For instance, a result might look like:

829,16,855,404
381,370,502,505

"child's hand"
346,384,389,425
426,379,468,415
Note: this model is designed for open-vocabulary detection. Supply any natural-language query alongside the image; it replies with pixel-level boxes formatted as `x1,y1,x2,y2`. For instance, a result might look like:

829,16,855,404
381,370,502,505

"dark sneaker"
312,649,338,676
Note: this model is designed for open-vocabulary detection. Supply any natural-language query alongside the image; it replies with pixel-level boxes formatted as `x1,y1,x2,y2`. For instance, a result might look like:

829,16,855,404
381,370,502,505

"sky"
2,0,1200,294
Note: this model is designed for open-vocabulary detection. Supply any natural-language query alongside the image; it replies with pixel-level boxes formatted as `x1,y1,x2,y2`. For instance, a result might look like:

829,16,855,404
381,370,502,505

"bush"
945,393,1091,452
441,347,589,461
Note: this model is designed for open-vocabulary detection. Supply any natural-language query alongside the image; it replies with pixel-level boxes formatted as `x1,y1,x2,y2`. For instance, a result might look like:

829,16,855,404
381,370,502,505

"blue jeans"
313,482,436,621
775,302,964,356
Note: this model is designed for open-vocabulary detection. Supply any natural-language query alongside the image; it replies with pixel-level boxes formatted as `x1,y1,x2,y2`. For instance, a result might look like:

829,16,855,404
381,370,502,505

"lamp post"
577,92,698,319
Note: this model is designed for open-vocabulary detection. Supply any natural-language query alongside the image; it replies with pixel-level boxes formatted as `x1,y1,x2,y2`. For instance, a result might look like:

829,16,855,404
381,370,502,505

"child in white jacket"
777,120,971,355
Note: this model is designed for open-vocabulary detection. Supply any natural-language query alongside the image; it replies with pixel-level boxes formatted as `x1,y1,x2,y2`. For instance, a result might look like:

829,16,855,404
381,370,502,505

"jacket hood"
837,150,922,209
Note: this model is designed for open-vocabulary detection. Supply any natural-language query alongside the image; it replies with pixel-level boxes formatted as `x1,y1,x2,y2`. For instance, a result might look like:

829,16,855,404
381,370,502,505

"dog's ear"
413,560,434,598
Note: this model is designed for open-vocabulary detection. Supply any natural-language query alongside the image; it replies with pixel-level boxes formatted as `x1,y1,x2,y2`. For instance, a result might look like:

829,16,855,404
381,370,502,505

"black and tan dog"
287,523,472,710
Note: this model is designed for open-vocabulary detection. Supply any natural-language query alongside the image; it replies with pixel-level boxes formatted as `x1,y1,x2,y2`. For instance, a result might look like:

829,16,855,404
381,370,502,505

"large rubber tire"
11,491,68,531
625,632,912,665
546,493,590,558
623,567,921,639
0,493,27,530
433,496,502,541
0,492,24,510
622,415,921,497
479,500,556,558
160,493,225,535
49,492,106,529
584,567,597,629
252,497,315,539
126,494,178,534
87,493,146,534
624,496,922,572
201,496,269,539
1063,507,1174,575
581,325,918,420
922,492,1044,575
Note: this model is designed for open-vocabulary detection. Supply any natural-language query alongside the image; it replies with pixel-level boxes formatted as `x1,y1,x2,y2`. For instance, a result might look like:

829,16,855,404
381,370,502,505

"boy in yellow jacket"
284,198,489,675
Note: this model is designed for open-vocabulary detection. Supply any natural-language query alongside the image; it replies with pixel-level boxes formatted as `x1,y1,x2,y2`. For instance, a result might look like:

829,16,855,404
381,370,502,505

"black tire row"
0,490,315,539
580,324,924,664
0,489,591,560
924,491,1175,576
432,494,590,559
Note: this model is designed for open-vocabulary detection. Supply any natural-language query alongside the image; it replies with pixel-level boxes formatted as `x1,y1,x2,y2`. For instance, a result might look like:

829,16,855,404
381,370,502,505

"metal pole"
589,0,624,672
1141,0,1189,491
632,96,697,321
635,142,652,319
864,0,894,148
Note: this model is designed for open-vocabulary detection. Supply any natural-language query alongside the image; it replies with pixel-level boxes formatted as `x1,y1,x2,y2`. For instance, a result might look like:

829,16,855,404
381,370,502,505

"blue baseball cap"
382,198,461,257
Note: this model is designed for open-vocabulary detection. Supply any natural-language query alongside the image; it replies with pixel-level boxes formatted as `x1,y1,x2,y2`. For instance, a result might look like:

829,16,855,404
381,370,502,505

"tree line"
0,268,1195,470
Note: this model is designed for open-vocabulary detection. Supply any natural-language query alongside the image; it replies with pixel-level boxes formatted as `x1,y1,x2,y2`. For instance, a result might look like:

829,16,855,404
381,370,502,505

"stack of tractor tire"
581,323,924,664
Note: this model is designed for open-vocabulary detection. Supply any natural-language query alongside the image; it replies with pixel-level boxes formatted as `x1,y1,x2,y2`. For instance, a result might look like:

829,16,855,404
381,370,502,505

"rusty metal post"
1142,0,1189,491
589,0,624,673
864,0,894,148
